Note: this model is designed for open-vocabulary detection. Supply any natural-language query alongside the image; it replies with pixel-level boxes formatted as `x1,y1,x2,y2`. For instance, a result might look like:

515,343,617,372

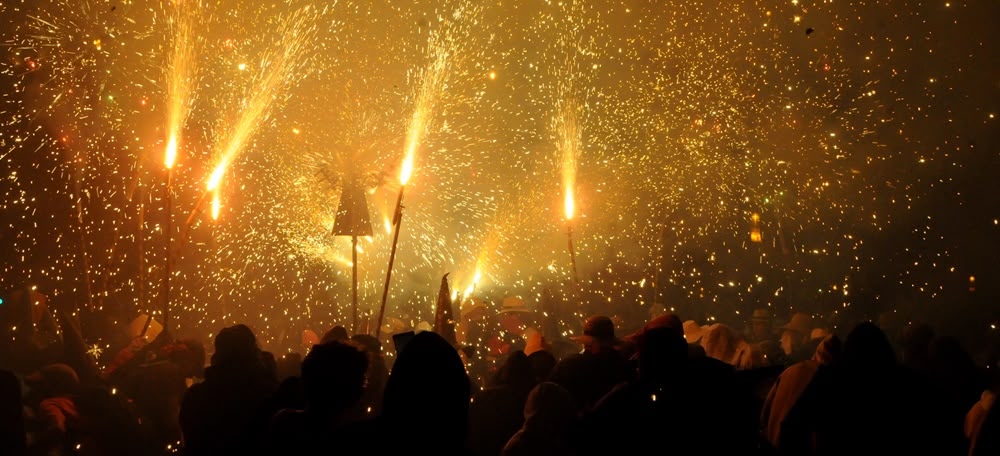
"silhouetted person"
761,335,841,450
780,322,947,455
380,331,471,455
269,341,372,453
321,325,350,344
0,369,26,455
351,334,388,417
527,350,557,383
580,327,755,455
551,316,629,410
179,325,277,455
469,351,538,456
502,382,577,456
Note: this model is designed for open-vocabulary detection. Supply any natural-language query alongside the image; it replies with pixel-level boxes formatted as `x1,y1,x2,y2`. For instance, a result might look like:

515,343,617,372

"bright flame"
557,100,580,220
564,188,575,221
462,267,482,299
164,2,196,170
205,7,318,192
399,153,415,186
211,192,221,220
164,134,179,169
399,28,453,186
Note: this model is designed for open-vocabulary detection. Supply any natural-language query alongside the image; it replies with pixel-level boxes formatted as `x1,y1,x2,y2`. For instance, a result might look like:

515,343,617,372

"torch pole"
567,222,579,286
351,235,359,334
375,186,405,338
162,168,174,334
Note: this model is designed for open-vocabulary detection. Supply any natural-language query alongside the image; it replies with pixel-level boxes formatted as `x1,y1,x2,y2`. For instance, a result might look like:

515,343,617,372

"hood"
523,382,576,435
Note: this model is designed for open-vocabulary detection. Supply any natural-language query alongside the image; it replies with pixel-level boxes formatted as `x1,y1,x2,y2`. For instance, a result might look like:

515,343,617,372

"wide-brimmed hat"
460,298,488,321
571,315,619,345
779,312,813,335
499,296,530,314
627,314,683,344
682,320,709,344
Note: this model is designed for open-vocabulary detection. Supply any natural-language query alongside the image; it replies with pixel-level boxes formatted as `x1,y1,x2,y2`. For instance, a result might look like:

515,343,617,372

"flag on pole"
433,273,457,346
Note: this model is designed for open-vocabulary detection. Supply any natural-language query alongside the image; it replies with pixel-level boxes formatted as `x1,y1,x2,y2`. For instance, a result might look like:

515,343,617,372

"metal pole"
375,186,405,338
351,235,359,334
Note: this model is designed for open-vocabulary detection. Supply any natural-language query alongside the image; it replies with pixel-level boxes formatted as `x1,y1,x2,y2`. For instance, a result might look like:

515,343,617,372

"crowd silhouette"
2,306,999,456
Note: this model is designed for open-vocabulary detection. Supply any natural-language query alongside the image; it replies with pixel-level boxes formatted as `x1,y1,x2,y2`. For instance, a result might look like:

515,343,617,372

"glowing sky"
0,0,997,344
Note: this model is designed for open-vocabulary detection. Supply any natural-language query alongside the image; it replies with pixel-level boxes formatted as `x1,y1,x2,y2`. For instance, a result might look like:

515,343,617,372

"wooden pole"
375,186,405,338
351,235,359,334
161,169,173,334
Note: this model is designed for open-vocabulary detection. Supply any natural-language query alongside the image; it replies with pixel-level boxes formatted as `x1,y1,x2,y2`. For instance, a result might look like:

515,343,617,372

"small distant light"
650,394,657,402
292,127,300,135
488,71,496,80
238,63,247,71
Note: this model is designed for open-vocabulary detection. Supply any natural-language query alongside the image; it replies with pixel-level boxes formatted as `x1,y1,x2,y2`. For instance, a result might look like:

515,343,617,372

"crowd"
1,304,999,455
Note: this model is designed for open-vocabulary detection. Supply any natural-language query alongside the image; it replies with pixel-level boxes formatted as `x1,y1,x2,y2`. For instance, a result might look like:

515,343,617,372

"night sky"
0,0,997,347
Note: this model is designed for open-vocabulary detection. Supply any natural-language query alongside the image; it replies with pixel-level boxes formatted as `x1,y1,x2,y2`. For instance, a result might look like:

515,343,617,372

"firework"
0,0,995,344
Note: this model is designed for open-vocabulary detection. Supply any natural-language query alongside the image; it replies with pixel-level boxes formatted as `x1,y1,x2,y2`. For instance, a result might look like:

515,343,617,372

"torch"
161,135,178,334
565,190,580,286
375,154,414,338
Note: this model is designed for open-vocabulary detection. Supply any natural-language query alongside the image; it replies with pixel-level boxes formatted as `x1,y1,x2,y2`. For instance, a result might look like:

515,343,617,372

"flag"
433,273,457,346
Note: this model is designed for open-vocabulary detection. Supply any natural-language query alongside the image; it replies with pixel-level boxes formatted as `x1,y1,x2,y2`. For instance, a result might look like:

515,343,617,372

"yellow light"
206,161,227,191
211,192,221,220
564,188,575,220
399,152,415,186
164,134,179,169
489,71,497,80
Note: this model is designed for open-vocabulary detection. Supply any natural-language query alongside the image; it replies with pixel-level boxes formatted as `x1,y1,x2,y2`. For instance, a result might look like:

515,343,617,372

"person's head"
528,350,557,382
637,327,688,382
522,382,577,435
812,334,842,365
577,315,617,355
843,322,896,370
382,331,470,447
493,351,535,391
751,309,771,340
778,313,813,355
212,324,259,366
300,341,368,413
350,334,382,357
702,324,741,363
321,325,350,344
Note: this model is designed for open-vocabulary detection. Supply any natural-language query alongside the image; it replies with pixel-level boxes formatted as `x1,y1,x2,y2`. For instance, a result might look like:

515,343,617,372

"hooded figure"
779,322,949,455
761,335,841,449
469,351,538,456
501,383,577,456
701,324,760,370
379,331,471,455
